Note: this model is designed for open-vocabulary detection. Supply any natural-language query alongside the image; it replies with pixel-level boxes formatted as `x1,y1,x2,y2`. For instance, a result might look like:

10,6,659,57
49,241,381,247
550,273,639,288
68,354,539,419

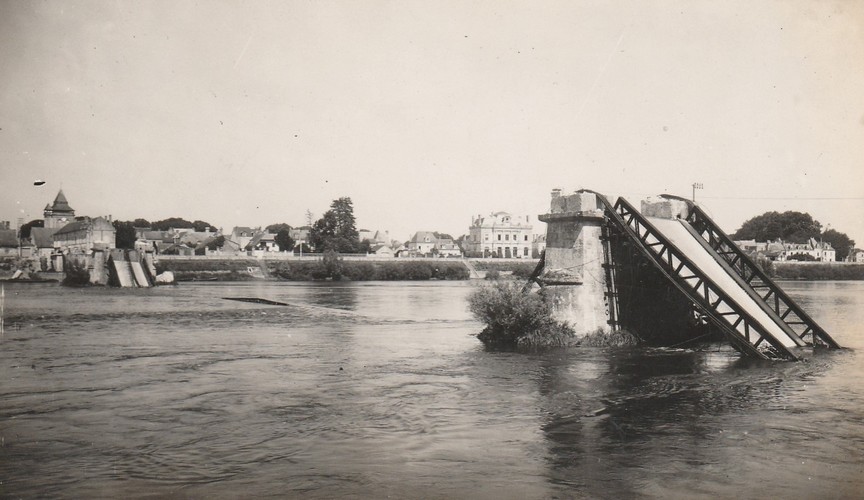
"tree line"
108,196,367,254
731,210,855,261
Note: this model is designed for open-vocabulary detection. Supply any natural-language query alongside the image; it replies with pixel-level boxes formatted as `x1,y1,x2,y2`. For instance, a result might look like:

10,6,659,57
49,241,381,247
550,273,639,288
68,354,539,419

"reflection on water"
0,281,862,498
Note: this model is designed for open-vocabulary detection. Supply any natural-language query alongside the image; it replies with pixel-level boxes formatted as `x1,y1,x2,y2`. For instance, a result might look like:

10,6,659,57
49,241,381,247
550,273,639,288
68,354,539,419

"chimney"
551,188,562,199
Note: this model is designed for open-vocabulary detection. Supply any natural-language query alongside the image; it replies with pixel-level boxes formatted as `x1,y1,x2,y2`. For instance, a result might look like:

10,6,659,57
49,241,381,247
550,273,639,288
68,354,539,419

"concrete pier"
538,190,611,337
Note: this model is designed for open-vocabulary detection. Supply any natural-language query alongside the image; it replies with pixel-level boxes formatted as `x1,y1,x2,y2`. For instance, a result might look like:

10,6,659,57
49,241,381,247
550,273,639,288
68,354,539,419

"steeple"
50,189,74,213
44,189,75,229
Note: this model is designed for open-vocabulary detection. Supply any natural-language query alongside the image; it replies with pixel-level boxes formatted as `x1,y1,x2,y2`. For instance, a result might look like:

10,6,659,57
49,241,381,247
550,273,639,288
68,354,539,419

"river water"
0,280,862,499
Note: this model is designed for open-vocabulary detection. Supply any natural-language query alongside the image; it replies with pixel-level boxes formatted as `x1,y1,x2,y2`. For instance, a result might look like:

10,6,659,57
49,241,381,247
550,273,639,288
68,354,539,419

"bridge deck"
647,217,800,348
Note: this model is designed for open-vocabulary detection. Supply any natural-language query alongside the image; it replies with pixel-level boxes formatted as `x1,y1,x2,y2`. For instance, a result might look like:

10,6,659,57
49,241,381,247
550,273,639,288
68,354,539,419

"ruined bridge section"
537,189,841,360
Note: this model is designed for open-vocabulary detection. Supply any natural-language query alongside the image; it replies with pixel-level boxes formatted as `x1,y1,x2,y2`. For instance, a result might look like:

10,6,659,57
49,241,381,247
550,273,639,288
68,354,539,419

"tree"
112,220,138,249
310,197,360,252
821,229,855,261
732,211,822,243
275,229,295,252
266,223,292,234
18,219,43,239
150,217,213,231
191,220,213,232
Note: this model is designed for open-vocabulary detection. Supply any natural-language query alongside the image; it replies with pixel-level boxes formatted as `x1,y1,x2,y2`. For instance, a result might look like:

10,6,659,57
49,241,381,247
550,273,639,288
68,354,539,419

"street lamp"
691,182,703,202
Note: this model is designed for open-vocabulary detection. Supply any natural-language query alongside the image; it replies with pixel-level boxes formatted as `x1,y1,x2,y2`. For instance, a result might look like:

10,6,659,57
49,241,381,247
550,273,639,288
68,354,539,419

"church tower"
44,189,75,229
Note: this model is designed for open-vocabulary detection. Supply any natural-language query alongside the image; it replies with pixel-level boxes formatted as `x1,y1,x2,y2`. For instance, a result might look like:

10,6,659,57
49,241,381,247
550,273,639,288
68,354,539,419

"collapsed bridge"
534,189,840,360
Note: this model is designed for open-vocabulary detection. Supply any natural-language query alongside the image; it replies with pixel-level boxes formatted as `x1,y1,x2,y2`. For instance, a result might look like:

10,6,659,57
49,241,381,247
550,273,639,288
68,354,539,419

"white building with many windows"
465,211,533,258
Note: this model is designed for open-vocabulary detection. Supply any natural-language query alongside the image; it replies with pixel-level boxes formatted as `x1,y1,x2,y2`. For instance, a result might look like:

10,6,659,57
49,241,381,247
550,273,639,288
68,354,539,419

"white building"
465,211,533,258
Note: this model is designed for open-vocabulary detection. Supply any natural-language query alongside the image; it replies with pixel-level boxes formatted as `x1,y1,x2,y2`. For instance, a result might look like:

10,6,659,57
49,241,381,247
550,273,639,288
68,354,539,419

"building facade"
465,212,533,258
52,217,116,254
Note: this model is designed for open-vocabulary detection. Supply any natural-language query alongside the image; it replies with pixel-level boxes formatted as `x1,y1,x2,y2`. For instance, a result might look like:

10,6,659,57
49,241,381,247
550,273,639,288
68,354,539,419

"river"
0,280,862,499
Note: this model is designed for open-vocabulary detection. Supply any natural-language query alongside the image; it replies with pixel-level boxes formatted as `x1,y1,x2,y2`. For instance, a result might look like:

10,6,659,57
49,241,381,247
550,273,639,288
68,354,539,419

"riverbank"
154,257,539,282
773,262,864,280
154,257,864,282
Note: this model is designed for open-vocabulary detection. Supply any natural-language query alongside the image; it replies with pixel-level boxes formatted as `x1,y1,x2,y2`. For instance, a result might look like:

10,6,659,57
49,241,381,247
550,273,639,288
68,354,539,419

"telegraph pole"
692,182,703,202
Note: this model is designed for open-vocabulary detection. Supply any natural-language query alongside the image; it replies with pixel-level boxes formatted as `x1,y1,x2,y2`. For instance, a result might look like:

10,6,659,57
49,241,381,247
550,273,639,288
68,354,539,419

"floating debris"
223,297,289,306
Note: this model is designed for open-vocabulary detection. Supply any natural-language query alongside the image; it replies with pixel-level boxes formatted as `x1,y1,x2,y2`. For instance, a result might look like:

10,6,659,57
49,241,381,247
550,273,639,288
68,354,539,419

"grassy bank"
270,259,468,281
472,260,538,279
156,257,470,281
774,263,864,280
155,258,262,281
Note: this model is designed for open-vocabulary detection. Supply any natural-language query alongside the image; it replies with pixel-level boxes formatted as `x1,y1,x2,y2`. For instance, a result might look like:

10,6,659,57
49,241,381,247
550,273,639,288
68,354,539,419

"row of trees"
110,197,365,254
731,211,855,261
112,218,216,249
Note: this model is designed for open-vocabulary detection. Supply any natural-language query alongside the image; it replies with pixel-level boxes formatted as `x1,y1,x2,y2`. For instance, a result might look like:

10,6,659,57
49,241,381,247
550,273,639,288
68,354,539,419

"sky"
1,0,863,244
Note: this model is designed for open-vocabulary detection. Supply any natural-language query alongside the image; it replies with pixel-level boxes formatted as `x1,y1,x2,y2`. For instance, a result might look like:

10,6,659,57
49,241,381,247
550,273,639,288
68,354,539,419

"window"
484,235,488,241
524,235,528,241
524,247,529,256
497,234,501,241
505,234,509,241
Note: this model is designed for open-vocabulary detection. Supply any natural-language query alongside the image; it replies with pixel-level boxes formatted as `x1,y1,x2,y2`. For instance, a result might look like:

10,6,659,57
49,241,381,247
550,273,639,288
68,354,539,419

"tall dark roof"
49,189,74,213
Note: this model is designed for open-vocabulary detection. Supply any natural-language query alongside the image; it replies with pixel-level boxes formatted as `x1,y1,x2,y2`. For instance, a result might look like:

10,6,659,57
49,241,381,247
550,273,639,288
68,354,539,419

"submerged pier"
536,189,840,360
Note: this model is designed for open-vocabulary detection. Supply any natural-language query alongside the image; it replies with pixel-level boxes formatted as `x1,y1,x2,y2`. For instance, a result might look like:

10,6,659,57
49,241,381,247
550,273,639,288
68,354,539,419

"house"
0,229,18,256
230,227,255,250
53,217,116,254
179,230,217,248
778,238,835,262
733,239,767,254
30,227,58,269
435,238,462,258
246,231,279,253
135,230,176,254
845,249,864,263
532,234,547,258
465,211,533,258
289,227,310,246
407,231,438,255
359,229,390,245
369,244,394,258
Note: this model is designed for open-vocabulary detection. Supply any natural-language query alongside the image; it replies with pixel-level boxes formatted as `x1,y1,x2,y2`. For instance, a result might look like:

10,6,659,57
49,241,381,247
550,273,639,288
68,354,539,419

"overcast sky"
1,0,862,244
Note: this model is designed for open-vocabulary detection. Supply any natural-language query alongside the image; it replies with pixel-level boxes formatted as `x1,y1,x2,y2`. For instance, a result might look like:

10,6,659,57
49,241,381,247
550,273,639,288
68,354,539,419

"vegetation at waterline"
62,259,90,286
468,281,574,348
271,258,469,281
155,258,262,281
155,256,469,281
471,260,537,278
774,263,864,281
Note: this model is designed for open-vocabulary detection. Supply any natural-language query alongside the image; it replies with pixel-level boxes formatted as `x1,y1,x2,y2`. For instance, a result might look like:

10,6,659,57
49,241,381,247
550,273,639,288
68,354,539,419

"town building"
846,249,864,263
230,227,255,250
532,234,547,258
465,212,533,258
776,238,835,262
30,227,58,269
43,190,76,229
289,227,310,249
246,231,279,253
52,216,116,254
0,229,18,256
407,231,438,255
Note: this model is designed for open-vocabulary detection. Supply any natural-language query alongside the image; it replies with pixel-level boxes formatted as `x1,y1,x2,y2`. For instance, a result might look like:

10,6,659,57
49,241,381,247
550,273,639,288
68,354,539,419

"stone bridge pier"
538,190,611,337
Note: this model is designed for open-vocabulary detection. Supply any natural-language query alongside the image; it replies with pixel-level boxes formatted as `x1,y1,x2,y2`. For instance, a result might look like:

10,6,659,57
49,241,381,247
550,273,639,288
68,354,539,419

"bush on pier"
468,281,574,348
